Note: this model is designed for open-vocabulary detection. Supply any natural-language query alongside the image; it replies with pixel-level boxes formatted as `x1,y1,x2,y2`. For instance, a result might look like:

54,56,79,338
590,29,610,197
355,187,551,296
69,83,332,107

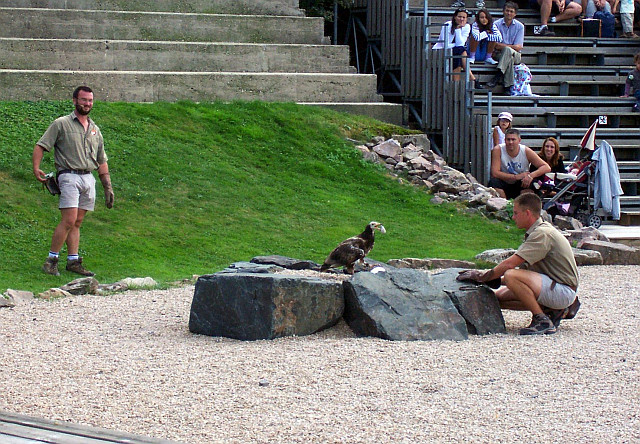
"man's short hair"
73,86,93,99
504,1,518,12
505,128,520,138
514,193,542,216
634,52,640,64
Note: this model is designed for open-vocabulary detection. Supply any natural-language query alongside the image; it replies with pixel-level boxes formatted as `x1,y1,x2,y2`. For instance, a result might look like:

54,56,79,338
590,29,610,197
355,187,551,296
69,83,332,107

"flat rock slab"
343,268,469,341
578,240,640,265
572,248,603,266
189,273,344,340
431,269,506,335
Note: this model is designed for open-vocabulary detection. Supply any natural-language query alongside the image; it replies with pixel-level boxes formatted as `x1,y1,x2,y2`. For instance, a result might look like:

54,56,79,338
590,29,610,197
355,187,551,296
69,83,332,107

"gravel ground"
1,265,639,443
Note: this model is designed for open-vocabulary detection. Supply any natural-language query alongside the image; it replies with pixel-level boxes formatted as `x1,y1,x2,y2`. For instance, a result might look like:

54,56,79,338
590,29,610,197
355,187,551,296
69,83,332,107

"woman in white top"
433,8,477,82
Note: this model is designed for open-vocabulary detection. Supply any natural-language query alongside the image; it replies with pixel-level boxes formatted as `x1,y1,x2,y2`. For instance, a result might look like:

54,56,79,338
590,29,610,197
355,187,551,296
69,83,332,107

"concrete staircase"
0,1,402,123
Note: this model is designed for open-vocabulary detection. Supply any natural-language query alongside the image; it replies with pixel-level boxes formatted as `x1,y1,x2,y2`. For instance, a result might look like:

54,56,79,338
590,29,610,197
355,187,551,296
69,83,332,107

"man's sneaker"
564,296,581,319
475,0,485,8
549,16,557,23
468,56,475,64
633,103,640,113
485,57,498,65
519,313,557,335
451,0,466,6
42,257,60,276
66,257,95,276
534,25,556,36
542,306,568,328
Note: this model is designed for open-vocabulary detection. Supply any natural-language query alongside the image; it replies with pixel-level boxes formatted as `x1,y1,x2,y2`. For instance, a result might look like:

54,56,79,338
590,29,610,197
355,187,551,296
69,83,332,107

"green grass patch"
0,100,523,293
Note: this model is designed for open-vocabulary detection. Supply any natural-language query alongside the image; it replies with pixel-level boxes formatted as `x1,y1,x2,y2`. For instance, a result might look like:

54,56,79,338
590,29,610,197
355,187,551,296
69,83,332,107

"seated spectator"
492,111,513,146
433,9,478,82
535,137,566,173
622,52,640,111
469,9,502,65
530,0,582,36
486,2,524,91
582,0,612,17
488,128,551,199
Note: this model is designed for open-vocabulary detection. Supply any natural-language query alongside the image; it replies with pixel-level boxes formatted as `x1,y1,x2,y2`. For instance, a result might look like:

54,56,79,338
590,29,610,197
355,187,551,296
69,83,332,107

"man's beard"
75,103,91,116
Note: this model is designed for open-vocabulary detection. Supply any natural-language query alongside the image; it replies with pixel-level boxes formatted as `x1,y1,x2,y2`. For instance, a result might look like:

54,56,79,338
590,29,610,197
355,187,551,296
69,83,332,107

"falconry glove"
99,173,114,209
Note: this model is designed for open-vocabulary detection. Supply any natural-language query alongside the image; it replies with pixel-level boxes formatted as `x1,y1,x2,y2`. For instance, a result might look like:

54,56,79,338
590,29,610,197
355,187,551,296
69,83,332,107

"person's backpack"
511,63,534,96
593,10,615,37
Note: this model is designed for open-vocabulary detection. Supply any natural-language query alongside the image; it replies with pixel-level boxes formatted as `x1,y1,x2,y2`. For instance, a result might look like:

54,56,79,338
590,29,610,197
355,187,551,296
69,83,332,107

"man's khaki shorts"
58,172,96,211
538,274,576,309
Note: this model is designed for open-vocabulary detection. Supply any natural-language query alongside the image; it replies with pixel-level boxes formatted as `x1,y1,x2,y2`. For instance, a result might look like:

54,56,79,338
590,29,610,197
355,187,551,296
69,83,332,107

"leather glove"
99,173,114,209
457,269,502,289
456,269,485,283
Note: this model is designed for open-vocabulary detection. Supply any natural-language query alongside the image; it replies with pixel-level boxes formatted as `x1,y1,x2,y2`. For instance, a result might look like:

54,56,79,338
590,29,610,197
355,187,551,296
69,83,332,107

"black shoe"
537,25,556,36
519,313,557,335
486,72,504,88
542,306,568,328
475,81,485,90
564,296,581,319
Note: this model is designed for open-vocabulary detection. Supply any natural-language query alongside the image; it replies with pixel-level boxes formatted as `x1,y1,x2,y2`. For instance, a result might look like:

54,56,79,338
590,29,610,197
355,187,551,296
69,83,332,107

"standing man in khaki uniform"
458,193,580,335
33,86,114,277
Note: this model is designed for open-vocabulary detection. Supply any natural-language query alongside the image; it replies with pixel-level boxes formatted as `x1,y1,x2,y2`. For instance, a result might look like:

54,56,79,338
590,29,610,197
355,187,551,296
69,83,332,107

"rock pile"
357,135,511,221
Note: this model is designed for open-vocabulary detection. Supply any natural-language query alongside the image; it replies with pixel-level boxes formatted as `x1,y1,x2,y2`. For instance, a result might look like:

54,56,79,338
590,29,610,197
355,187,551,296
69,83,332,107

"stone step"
0,70,383,103
0,7,326,44
0,38,355,73
1,0,304,16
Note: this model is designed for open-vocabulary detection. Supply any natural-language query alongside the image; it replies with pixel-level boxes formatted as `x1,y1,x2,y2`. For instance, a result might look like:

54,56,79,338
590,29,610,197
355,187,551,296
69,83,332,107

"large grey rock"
577,240,640,265
250,255,320,271
571,248,603,266
431,269,506,335
189,273,344,340
343,268,468,341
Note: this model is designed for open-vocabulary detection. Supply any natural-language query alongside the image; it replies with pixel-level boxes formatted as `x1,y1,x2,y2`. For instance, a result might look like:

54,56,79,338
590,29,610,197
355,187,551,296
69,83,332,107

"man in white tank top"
488,128,550,199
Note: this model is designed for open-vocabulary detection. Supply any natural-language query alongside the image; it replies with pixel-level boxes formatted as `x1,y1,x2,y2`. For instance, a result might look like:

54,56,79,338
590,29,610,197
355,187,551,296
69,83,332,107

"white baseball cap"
497,111,513,121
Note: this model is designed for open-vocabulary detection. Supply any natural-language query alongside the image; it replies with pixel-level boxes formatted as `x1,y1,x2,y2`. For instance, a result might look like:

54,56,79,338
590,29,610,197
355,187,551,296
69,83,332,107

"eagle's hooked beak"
377,224,386,234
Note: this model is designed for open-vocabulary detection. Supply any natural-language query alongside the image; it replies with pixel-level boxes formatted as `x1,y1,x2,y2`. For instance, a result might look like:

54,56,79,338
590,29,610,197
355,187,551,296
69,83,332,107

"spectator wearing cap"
433,8,478,83
493,111,513,146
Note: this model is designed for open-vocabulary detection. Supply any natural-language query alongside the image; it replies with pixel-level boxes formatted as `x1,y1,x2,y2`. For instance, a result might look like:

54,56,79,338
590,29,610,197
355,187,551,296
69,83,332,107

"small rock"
259,379,270,387
554,215,583,231
38,288,73,299
4,289,35,306
485,197,509,212
60,277,99,295
475,249,517,264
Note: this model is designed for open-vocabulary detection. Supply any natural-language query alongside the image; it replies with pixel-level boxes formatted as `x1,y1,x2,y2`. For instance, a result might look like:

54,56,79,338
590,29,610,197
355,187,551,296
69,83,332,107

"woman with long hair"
469,8,503,64
433,8,477,81
536,137,566,173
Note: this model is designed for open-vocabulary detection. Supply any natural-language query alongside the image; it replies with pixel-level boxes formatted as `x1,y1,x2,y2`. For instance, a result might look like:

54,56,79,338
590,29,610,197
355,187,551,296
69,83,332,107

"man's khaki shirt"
37,112,107,172
516,218,579,289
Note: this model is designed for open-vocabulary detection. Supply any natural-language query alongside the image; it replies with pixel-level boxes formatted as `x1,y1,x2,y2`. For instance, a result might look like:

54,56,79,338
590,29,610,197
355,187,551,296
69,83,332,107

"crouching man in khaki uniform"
458,193,580,335
33,85,114,277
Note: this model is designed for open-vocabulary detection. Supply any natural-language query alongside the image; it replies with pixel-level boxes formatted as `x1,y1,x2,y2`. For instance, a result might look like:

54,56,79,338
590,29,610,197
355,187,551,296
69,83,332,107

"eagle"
320,221,386,274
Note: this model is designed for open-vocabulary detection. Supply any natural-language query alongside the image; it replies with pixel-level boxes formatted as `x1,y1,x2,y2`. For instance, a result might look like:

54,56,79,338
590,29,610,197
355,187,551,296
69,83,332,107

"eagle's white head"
369,221,386,234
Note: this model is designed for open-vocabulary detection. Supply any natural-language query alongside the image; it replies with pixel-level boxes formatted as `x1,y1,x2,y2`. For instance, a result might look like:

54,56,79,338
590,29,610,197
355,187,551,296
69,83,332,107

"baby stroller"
538,148,602,228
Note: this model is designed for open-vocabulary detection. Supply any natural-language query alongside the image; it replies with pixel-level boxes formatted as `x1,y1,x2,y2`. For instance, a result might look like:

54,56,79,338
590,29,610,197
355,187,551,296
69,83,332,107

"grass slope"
0,101,523,293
